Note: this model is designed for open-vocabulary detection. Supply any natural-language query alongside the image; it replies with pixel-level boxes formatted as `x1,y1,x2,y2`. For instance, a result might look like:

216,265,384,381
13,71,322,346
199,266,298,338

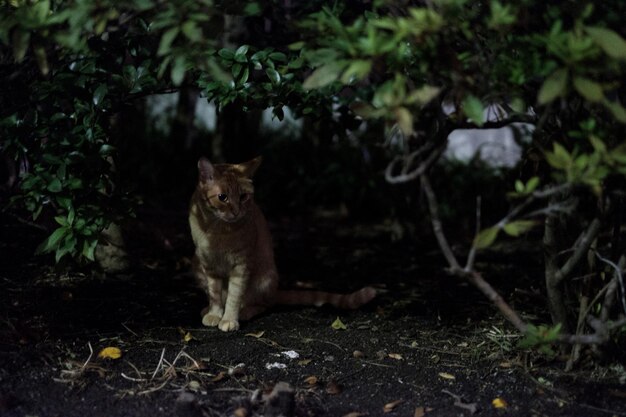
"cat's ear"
234,156,262,178
198,157,215,182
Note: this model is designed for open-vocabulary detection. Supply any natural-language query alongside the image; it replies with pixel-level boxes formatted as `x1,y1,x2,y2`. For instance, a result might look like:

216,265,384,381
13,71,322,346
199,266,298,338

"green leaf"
340,59,372,84
545,142,572,169
331,317,347,330
394,107,413,137
92,84,108,106
462,94,484,126
47,178,62,192
473,227,500,249
82,239,98,261
268,52,287,62
37,227,68,254
171,56,186,86
218,48,235,60
514,180,524,193
181,21,202,42
573,77,603,102
302,62,346,90
538,68,568,105
502,220,537,237
406,85,441,106
585,26,626,60
157,27,179,56
234,45,249,63
265,67,281,85
526,177,540,193
589,135,607,154
602,99,626,123
243,2,262,16
12,29,30,63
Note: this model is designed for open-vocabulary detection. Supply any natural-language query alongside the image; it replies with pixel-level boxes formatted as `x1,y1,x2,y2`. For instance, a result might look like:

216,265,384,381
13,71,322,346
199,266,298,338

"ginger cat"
189,157,376,332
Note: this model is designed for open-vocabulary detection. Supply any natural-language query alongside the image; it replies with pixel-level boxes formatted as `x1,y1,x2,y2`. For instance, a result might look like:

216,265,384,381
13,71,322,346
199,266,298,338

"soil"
1,211,625,417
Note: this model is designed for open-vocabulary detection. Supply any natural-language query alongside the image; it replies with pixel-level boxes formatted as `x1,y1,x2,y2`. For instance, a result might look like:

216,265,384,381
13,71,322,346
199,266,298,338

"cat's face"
197,157,262,223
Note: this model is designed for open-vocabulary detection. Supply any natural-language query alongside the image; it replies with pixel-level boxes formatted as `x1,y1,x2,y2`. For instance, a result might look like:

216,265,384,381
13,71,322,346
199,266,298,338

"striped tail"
275,286,376,309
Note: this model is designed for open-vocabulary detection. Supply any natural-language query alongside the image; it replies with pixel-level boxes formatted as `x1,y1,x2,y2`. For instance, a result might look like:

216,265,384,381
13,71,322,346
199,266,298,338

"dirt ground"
1,211,626,417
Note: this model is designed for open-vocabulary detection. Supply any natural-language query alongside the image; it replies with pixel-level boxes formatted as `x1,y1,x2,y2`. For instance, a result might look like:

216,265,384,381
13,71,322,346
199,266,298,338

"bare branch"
464,196,481,272
421,175,527,332
601,254,626,321
420,175,460,270
559,316,626,345
554,218,603,286
458,269,528,332
385,142,446,184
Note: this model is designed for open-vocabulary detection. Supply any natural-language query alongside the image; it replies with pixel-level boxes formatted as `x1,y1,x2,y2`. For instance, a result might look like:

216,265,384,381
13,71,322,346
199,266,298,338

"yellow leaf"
98,346,122,360
183,332,193,343
331,317,347,330
304,375,318,385
383,399,403,413
492,397,508,408
388,353,403,360
438,372,455,380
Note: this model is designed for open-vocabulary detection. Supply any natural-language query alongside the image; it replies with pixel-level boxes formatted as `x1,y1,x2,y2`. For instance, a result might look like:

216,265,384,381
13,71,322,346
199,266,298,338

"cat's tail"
275,286,376,309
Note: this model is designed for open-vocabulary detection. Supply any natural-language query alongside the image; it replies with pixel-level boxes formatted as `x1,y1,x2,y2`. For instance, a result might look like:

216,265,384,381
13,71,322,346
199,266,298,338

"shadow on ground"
1,211,625,417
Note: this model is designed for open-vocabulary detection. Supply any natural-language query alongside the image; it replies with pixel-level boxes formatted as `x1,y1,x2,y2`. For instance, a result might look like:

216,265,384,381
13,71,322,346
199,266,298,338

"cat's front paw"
218,319,240,332
202,313,222,327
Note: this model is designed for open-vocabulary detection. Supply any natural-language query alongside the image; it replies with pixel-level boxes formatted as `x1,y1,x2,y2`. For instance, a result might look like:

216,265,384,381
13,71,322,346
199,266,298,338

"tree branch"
554,218,603,286
420,175,460,270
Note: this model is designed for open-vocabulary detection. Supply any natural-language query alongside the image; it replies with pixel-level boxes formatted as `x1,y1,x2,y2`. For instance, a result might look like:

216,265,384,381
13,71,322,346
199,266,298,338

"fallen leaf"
304,375,318,386
233,407,248,417
245,331,265,338
183,331,193,343
343,412,368,417
298,358,312,366
414,406,425,417
438,372,455,380
326,380,342,395
383,399,403,413
388,353,403,360
212,371,227,382
492,397,507,409
98,347,122,360
499,361,512,368
353,350,365,359
331,317,347,330
188,380,201,392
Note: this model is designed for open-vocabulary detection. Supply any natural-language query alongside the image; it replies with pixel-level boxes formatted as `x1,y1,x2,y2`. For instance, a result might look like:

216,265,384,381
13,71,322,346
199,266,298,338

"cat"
188,156,376,332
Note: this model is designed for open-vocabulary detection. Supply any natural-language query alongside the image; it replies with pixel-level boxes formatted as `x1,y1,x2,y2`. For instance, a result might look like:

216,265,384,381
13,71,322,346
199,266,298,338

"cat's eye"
240,194,250,203
217,193,228,202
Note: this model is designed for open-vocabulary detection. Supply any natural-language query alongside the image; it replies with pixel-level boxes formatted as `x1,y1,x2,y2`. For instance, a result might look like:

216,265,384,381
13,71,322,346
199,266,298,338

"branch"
558,316,626,345
554,218,603,286
453,114,537,130
464,196,481,272
420,175,460,270
421,174,528,332
385,141,446,184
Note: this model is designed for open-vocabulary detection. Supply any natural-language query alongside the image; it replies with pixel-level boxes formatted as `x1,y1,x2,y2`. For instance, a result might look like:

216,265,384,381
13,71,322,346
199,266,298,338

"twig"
385,142,446,184
595,252,626,314
441,389,478,414
554,218,602,286
151,348,166,381
464,196,481,272
420,175,460,270
602,255,626,321
558,316,626,345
